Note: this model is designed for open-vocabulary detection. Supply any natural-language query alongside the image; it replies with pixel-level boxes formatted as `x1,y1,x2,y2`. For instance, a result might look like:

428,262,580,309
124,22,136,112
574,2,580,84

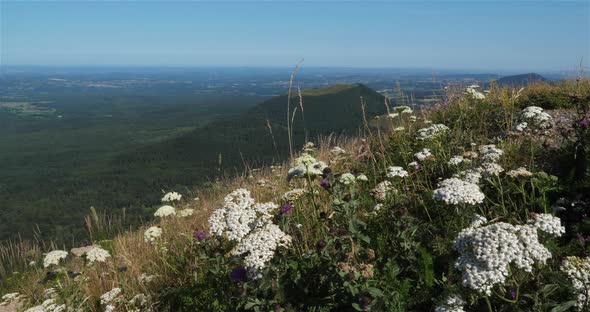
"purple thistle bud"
580,118,589,128
320,178,330,189
230,267,247,283
281,204,293,214
194,231,205,241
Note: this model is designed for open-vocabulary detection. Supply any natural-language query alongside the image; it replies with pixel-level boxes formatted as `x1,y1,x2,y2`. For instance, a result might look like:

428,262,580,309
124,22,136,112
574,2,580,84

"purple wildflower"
230,267,247,283
194,231,205,241
580,119,589,128
281,204,293,214
320,178,330,189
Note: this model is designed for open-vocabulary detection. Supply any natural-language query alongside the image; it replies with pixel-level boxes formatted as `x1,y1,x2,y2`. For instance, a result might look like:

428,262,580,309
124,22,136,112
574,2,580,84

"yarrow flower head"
154,205,176,218
371,181,395,202
453,216,563,295
478,145,504,163
448,155,466,166
435,295,466,312
282,188,306,203
287,153,327,181
477,162,504,178
144,226,162,243
339,173,357,185
177,209,194,217
432,178,485,205
100,288,121,305
414,148,433,161
417,124,449,140
516,106,552,133
561,256,590,311
394,105,413,114
230,223,292,271
507,167,533,178
161,191,182,203
386,166,408,178
43,250,68,268
528,213,565,237
466,84,485,99
85,246,111,264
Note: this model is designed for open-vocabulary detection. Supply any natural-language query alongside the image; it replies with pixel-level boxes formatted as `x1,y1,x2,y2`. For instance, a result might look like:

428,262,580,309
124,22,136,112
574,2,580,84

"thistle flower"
43,250,68,268
281,204,293,214
194,231,205,240
230,267,247,282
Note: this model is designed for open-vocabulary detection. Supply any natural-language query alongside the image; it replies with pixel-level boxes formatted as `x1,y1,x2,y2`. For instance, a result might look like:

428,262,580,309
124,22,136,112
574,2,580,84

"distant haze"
1,1,589,72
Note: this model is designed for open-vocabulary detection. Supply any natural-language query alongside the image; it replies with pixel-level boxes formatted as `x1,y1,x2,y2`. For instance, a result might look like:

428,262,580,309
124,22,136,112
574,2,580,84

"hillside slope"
495,73,547,86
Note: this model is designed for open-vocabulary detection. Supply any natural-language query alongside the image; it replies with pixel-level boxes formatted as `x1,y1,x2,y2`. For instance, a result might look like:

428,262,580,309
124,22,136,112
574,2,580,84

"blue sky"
1,1,589,71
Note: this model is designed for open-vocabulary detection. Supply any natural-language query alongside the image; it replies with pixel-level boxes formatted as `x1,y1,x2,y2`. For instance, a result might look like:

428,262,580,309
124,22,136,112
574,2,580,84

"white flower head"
154,205,176,218
161,191,182,203
386,166,408,178
433,178,485,205
100,288,121,305
417,124,449,140
414,148,433,161
561,256,590,311
339,173,357,185
144,226,162,243
448,155,465,166
43,250,68,268
86,246,111,264
177,209,194,217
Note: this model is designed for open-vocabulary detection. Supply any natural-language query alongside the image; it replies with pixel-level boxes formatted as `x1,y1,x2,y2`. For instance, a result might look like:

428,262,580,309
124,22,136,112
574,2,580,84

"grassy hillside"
1,78,589,312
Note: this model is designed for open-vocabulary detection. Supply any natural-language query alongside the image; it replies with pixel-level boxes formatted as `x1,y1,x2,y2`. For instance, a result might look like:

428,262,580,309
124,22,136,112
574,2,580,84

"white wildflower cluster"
466,84,485,99
24,299,66,312
434,295,466,312
507,167,533,178
561,256,590,311
454,216,564,295
330,146,346,156
394,105,413,115
478,145,504,163
448,155,466,166
282,188,306,203
287,153,327,181
339,173,357,185
516,106,552,133
177,209,194,217
417,124,449,140
1,292,25,306
100,287,122,312
138,273,157,284
230,223,292,271
432,178,485,205
371,181,395,202
477,162,504,178
414,148,433,161
43,250,68,268
386,113,399,119
386,166,408,178
208,189,291,271
86,246,111,264
154,205,176,218
302,142,316,153
256,178,271,187
528,213,566,237
144,226,162,243
161,191,182,203
356,174,368,182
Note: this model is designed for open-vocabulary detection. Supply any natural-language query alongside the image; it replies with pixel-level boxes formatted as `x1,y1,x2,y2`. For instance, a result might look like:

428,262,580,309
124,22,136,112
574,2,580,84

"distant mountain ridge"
495,73,547,86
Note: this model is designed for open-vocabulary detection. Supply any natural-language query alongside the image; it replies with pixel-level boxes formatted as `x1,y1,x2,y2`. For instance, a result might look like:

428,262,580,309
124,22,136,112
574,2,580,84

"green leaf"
351,303,363,311
550,300,577,312
366,287,383,298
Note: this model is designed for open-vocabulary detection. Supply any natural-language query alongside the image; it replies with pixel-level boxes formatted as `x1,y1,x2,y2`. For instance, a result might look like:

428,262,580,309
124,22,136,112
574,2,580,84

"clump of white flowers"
529,213,566,236
516,106,552,133
161,191,182,203
466,84,485,99
85,246,111,264
43,250,68,268
394,105,413,114
448,155,466,166
507,167,533,178
230,223,292,271
302,142,316,153
177,209,194,217
24,299,66,312
1,292,25,305
287,153,327,181
417,124,449,140
144,226,162,243
435,295,466,312
371,181,395,202
432,178,485,205
477,162,504,178
339,173,357,185
414,148,433,161
208,189,291,271
478,145,504,163
154,205,176,218
561,256,590,311
386,166,408,178
100,287,122,312
356,174,369,182
330,146,346,156
454,215,564,295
